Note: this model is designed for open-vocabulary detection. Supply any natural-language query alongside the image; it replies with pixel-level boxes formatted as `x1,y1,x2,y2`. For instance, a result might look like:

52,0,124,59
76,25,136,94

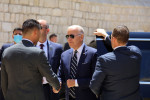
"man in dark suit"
58,25,98,100
0,27,23,100
1,19,60,100
37,19,63,100
90,25,142,100
0,27,23,67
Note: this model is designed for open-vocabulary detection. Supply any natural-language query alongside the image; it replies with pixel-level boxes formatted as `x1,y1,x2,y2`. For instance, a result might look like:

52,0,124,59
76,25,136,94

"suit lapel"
67,49,73,79
77,45,87,74
47,41,53,63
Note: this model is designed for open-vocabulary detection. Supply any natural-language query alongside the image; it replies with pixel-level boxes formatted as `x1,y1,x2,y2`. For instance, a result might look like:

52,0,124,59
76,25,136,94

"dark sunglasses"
66,34,81,39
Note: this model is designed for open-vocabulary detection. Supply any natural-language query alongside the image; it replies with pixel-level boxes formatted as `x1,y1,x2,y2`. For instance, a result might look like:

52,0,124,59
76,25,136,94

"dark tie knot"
74,50,78,54
40,44,44,49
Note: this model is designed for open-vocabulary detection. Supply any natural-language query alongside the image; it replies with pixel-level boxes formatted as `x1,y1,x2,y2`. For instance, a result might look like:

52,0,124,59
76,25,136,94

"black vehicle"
96,32,150,100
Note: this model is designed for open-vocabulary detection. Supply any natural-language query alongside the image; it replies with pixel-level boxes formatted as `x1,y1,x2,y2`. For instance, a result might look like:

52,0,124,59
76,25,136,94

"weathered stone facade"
0,0,150,47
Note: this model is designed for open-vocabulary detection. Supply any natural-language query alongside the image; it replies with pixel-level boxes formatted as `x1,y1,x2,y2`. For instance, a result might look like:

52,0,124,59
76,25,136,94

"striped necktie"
69,50,78,98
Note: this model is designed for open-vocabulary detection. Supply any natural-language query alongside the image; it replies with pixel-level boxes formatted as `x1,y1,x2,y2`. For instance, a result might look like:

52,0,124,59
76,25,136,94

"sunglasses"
66,34,81,39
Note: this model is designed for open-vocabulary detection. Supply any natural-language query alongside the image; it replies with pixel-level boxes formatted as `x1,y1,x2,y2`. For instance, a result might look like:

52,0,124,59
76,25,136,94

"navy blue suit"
47,41,63,74
43,40,63,100
58,45,98,100
0,43,13,100
90,38,142,100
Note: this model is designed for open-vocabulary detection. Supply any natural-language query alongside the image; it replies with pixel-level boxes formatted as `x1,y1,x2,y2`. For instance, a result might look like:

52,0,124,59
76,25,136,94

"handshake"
52,79,76,93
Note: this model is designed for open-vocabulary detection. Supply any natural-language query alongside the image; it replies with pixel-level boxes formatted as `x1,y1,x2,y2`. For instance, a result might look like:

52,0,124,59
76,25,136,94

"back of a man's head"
22,19,41,35
112,25,129,44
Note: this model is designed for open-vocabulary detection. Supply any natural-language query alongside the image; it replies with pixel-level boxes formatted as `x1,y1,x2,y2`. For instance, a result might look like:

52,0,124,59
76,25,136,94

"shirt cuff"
75,79,79,87
104,35,109,40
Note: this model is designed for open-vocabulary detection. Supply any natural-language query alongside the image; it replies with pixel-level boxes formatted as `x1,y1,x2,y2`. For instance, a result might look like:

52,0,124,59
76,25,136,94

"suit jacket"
1,40,60,100
58,45,98,100
47,41,63,74
0,43,14,67
90,38,142,100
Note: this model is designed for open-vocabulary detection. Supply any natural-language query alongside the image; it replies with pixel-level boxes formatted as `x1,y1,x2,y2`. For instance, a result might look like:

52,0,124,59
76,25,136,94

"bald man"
36,19,63,100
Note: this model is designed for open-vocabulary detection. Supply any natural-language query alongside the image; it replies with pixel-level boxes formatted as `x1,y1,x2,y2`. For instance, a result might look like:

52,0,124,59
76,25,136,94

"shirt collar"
22,38,33,44
114,46,126,50
37,40,47,46
73,43,85,54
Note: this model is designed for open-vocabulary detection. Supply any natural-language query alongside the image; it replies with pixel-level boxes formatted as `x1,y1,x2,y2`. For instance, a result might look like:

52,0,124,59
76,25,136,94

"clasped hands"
52,79,75,93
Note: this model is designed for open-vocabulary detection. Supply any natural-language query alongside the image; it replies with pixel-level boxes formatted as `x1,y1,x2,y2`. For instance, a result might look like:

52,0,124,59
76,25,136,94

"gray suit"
1,40,60,100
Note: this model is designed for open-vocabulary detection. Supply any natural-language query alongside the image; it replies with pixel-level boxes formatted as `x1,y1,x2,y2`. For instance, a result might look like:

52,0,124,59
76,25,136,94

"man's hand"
93,29,108,39
67,79,75,88
53,82,62,93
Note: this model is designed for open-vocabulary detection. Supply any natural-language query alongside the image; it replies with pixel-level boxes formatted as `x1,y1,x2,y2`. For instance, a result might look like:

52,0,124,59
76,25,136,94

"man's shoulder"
48,40,62,49
127,45,141,56
86,45,97,53
99,52,115,61
1,43,13,49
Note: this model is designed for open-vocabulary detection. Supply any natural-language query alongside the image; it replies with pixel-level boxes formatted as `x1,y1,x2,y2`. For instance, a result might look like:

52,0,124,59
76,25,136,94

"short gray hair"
68,25,84,34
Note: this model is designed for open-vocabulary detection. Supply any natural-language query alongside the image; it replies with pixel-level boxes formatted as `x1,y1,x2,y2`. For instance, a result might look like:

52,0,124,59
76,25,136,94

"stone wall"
0,0,150,47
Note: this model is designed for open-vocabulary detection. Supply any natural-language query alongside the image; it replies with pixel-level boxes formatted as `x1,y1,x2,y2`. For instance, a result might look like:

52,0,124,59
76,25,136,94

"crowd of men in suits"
0,19,142,100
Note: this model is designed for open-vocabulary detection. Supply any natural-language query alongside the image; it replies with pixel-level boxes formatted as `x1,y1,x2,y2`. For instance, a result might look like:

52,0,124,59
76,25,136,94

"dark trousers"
0,71,4,100
43,84,59,100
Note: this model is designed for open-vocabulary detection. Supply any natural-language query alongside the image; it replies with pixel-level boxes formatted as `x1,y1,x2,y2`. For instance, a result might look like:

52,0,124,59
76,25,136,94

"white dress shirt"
36,40,48,58
72,43,85,87
36,40,48,84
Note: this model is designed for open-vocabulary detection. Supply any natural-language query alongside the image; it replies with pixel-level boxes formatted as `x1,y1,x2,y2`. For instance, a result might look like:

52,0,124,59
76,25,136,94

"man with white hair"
57,25,98,100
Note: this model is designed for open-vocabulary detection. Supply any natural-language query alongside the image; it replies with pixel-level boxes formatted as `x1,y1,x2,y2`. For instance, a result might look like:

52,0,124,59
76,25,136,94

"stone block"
52,8,62,16
10,13,15,22
41,16,51,23
86,19,98,28
85,36,95,45
39,0,44,7
47,8,52,16
31,7,39,14
0,0,9,3
79,3,89,12
62,10,74,17
44,0,58,8
83,27,88,35
92,5,100,13
22,6,27,14
39,8,48,15
4,4,9,12
0,22,1,32
88,13,97,20
2,22,12,32
0,12,4,21
0,4,3,12
26,6,31,14
10,0,19,4
74,10,83,18
57,25,63,34
59,0,71,9
9,5,22,13
19,0,29,5
53,25,58,33
4,13,10,22
3,33,9,42
88,28,96,36
75,3,80,10
0,33,4,42
59,17,68,25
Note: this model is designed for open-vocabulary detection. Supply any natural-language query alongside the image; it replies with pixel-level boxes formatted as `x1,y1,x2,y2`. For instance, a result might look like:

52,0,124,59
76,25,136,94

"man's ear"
12,34,14,39
47,29,50,32
80,34,84,41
